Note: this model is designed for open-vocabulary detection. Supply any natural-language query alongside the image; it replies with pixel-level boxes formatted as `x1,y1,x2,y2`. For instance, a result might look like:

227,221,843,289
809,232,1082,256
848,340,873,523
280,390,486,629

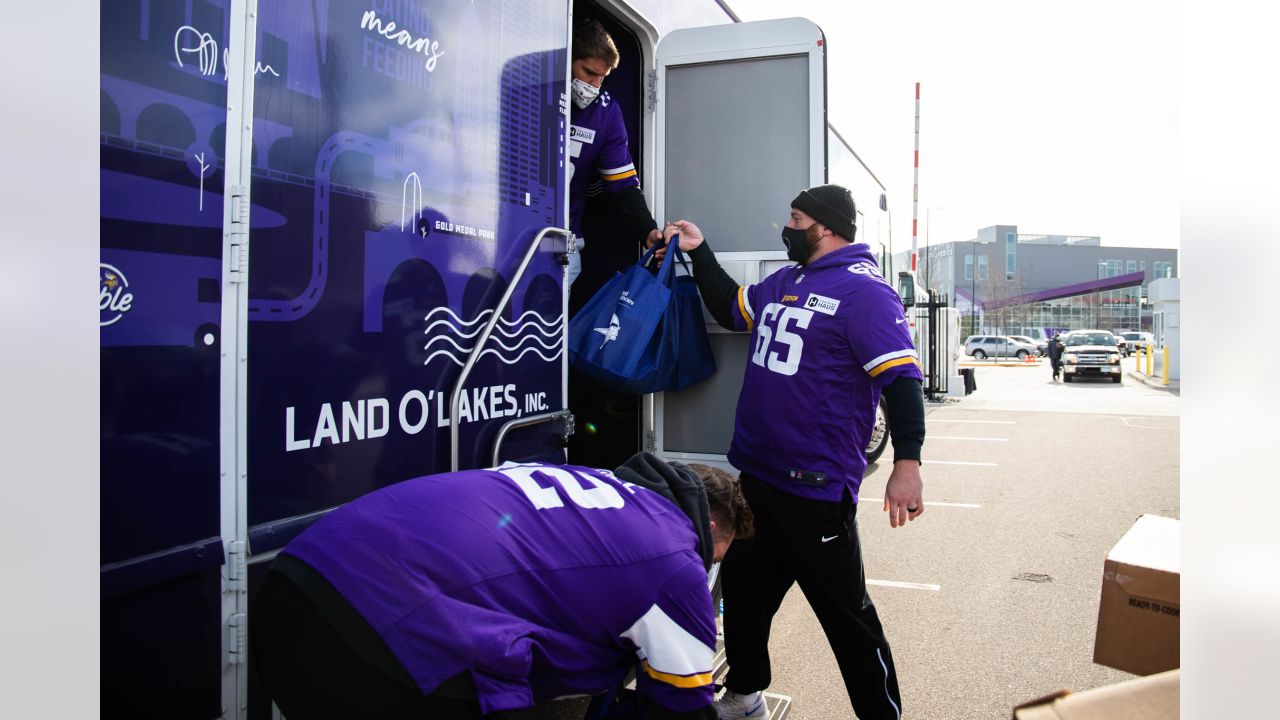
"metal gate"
920,292,952,400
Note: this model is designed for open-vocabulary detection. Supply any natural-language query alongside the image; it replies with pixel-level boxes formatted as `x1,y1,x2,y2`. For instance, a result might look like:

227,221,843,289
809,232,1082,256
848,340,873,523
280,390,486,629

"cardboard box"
1092,514,1180,675
1013,669,1179,719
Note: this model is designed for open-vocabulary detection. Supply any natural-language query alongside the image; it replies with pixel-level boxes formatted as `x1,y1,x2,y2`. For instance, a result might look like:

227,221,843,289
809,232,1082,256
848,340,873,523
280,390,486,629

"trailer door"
649,18,827,467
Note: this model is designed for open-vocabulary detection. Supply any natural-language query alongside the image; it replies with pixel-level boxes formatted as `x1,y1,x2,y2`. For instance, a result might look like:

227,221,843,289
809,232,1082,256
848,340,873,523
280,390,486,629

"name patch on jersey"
569,125,596,144
804,293,841,316
781,294,799,303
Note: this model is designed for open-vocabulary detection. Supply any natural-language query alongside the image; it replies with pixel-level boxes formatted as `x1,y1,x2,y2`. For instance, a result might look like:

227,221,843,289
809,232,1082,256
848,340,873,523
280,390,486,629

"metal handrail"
450,226,572,471
490,410,574,468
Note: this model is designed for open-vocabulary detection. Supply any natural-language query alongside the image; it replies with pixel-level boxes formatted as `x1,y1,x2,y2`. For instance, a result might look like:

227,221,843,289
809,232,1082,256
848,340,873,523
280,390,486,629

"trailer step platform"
711,642,793,720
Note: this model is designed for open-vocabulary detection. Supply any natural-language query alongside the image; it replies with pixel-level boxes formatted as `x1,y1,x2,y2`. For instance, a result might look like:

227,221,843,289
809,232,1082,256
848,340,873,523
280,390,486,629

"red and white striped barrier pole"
911,82,920,273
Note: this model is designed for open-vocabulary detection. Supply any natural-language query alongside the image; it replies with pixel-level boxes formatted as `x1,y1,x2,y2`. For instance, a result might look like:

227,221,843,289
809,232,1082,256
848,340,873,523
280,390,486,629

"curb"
959,361,1043,368
1126,369,1179,394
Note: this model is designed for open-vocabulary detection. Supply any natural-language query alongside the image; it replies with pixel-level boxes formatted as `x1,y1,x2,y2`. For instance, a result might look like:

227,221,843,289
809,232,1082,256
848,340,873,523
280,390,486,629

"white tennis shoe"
714,690,768,719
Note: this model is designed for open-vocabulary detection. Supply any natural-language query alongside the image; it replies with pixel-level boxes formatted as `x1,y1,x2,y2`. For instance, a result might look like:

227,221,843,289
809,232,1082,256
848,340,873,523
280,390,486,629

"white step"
711,634,792,720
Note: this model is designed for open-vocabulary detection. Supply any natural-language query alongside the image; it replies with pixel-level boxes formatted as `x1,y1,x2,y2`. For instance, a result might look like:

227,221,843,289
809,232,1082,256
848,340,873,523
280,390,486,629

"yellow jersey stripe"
862,348,917,373
601,169,638,182
640,661,713,689
868,356,920,377
737,287,753,333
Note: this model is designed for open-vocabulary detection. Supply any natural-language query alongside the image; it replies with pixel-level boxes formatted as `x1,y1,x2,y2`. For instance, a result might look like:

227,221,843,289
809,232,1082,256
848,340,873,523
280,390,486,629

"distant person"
1047,333,1065,381
663,183,926,720
252,453,753,720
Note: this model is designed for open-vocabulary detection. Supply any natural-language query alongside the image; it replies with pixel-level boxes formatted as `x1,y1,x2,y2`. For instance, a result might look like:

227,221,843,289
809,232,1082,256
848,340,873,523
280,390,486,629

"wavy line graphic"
424,332,560,354
424,317,561,340
423,345,564,367
421,307,564,366
421,334,471,354
423,307,564,329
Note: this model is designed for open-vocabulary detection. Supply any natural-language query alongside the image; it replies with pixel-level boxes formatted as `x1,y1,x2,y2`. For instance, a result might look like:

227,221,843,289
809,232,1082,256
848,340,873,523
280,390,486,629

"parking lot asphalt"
739,358,1180,719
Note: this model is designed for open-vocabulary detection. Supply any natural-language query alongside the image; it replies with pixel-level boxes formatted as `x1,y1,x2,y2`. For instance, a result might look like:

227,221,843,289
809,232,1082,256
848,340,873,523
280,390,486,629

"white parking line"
928,460,998,467
1121,417,1170,429
929,436,1008,442
867,579,941,591
862,498,982,509
929,419,1017,424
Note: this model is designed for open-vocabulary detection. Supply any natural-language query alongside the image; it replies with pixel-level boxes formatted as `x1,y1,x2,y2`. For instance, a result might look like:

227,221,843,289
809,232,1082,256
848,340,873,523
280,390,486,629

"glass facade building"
900,225,1177,339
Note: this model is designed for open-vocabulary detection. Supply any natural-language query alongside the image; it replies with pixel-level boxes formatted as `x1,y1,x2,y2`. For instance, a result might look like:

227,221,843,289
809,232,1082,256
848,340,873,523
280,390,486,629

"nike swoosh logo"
821,535,838,543
896,318,906,324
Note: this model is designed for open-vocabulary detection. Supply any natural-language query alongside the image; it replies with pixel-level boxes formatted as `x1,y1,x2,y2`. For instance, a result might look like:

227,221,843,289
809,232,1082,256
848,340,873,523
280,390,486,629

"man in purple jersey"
565,18,663,472
663,184,926,720
566,19,662,289
251,453,753,719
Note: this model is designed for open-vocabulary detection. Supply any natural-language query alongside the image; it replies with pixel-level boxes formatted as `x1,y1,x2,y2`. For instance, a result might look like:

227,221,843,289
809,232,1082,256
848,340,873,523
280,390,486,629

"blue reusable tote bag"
665,247,716,391
569,244,676,390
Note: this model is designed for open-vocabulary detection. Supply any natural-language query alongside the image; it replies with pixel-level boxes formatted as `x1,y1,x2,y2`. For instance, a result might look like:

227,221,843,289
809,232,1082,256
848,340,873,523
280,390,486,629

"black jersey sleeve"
686,241,742,331
883,376,925,463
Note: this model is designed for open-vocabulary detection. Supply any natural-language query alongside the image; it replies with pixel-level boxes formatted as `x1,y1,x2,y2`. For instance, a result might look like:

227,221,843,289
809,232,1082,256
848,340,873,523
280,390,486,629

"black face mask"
781,225,815,265
778,226,808,263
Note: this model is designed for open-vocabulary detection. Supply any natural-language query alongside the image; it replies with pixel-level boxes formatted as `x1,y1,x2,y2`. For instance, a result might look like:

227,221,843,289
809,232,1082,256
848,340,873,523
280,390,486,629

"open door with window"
647,18,828,468
563,0,660,471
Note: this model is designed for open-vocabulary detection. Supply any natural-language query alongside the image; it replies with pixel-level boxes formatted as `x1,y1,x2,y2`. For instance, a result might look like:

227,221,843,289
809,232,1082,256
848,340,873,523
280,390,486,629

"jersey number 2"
498,465,627,510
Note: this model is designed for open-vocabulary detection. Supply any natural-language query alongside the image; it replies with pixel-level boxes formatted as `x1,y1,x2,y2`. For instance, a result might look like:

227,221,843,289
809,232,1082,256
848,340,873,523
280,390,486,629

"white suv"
964,335,1039,360
1118,331,1154,354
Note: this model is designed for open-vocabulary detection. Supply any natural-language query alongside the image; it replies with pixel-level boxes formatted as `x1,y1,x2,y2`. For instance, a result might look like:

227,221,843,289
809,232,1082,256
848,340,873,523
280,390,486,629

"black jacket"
614,452,713,571
1047,338,1065,361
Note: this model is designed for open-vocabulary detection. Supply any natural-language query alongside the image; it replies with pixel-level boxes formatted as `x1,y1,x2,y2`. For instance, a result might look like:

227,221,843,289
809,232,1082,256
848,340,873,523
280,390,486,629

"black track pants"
720,474,902,720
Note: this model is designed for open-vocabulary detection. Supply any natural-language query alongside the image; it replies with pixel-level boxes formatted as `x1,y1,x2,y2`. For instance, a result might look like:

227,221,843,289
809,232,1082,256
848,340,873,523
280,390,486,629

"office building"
895,225,1178,338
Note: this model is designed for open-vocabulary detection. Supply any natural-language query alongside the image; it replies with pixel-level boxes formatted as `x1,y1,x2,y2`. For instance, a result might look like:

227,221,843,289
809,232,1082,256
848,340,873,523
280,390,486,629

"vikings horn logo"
594,314,621,348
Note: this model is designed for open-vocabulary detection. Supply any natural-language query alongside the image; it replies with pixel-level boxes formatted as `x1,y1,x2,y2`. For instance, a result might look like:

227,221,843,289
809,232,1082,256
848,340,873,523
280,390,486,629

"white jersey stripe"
862,348,918,373
598,163,635,175
620,604,714,679
877,648,902,718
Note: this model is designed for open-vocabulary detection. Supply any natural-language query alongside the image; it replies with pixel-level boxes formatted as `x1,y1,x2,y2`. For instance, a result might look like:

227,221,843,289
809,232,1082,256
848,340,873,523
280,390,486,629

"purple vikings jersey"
568,91,641,236
725,244,924,502
282,463,715,715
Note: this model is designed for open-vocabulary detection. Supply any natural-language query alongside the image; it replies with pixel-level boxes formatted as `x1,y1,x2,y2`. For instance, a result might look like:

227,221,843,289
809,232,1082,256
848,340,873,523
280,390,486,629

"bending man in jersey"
252,453,753,719
661,184,927,720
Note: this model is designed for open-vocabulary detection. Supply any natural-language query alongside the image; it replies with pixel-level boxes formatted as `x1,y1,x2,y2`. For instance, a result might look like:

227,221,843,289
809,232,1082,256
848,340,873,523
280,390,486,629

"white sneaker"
714,690,768,719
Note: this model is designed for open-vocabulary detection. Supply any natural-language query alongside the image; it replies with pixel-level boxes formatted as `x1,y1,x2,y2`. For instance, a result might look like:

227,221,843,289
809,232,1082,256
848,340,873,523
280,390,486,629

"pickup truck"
1061,330,1124,383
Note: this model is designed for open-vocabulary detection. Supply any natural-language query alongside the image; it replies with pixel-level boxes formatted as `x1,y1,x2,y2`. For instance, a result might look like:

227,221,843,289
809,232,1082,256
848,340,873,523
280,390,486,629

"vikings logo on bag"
594,314,621,348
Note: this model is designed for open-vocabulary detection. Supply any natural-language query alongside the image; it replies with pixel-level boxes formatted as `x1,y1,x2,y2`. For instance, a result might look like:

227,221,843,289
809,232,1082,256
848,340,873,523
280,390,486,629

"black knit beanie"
791,184,856,242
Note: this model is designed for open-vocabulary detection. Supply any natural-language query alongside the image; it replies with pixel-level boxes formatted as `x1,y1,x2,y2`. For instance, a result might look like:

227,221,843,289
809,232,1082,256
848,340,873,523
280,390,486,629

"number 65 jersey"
725,243,923,503
281,462,715,716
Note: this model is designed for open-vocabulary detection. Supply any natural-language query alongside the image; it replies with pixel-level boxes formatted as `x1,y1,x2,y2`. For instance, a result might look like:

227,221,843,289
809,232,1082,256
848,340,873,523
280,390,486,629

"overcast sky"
726,0,1179,255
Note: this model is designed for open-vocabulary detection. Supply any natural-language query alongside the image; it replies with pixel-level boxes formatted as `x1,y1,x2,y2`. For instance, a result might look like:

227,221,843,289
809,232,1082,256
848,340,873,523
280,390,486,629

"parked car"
963,335,1040,360
1061,330,1123,383
1007,334,1047,356
1118,331,1154,355
866,397,889,464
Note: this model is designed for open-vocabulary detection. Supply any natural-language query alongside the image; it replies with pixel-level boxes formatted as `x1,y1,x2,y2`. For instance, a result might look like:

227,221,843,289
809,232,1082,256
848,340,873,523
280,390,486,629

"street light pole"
926,206,936,295
971,238,978,335
1095,260,1105,328
925,206,948,298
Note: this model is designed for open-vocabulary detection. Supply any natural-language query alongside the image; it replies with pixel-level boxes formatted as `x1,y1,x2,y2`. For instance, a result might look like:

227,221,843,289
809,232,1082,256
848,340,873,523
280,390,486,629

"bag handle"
654,234,692,288
664,235,693,275
637,241,663,269
638,235,690,287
